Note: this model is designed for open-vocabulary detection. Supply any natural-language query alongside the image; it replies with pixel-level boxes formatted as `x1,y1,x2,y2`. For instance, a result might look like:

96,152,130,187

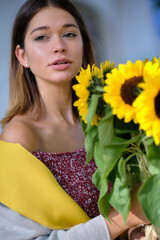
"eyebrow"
30,23,78,35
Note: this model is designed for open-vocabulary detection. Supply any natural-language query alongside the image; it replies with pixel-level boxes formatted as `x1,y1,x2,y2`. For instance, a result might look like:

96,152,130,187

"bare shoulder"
0,118,40,152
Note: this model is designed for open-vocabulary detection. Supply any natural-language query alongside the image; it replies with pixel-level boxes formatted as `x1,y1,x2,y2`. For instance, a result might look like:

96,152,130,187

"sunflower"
133,70,160,145
100,61,115,84
151,56,160,67
144,56,160,68
103,60,159,123
72,65,101,125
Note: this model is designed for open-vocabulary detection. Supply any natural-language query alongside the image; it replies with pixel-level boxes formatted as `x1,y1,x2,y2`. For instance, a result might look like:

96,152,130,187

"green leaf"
92,169,111,220
85,126,98,164
93,136,131,220
118,157,126,181
114,117,139,134
100,136,134,181
93,135,139,191
92,168,101,190
147,142,160,175
86,94,100,131
91,117,140,223
138,174,160,228
80,118,87,135
126,171,141,188
108,134,140,147
109,158,130,224
108,163,118,186
98,112,113,147
98,178,111,220
94,141,106,170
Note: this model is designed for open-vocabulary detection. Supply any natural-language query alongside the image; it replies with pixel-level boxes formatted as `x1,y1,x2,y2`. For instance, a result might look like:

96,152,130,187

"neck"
37,81,76,124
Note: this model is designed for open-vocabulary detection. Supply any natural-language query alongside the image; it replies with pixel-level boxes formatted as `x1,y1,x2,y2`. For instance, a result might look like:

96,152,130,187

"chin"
51,73,76,83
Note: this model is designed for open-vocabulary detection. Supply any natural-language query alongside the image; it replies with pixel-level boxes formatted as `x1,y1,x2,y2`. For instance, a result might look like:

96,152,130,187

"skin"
21,7,83,84
107,184,149,239
0,6,149,239
1,6,85,153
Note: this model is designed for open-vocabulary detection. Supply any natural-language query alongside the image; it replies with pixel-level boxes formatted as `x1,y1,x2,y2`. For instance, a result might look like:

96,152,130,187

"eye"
63,32,77,38
34,35,49,41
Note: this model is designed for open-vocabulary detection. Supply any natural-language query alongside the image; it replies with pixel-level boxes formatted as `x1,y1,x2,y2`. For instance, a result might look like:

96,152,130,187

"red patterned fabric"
32,148,112,219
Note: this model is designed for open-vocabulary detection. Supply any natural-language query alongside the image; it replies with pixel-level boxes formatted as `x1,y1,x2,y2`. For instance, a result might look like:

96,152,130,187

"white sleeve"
0,203,111,240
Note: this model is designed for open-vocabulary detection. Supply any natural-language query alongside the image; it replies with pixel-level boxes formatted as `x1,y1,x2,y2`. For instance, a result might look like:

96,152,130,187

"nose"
54,48,65,53
52,36,66,53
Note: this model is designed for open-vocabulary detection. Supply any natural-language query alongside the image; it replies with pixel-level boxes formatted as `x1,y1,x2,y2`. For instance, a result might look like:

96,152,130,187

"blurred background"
0,0,160,133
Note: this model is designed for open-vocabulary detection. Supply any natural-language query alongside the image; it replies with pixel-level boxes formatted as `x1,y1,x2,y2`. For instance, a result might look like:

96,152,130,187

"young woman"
0,0,148,239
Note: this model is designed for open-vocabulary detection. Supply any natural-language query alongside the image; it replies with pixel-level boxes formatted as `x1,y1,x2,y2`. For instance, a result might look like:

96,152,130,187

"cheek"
24,49,45,77
25,44,46,65
74,42,83,66
74,51,83,74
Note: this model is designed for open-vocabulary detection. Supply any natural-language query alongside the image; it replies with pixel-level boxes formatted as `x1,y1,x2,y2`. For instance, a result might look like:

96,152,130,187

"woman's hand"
128,183,149,227
105,183,149,240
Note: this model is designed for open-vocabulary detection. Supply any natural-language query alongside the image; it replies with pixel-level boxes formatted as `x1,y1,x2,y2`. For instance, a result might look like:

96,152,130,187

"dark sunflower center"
120,76,143,105
155,91,160,118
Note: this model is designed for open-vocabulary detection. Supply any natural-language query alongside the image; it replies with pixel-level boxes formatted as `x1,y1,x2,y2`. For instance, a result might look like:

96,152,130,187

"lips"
54,61,69,65
49,58,72,70
49,58,72,66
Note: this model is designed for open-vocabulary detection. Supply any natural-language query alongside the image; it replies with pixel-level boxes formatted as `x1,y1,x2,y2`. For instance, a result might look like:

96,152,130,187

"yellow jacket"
0,140,90,229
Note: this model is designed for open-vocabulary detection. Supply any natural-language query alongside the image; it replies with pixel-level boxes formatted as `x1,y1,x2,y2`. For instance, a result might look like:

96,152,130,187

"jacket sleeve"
0,203,111,240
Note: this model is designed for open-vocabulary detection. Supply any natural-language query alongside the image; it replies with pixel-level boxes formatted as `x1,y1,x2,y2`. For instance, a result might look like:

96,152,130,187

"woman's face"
17,6,83,85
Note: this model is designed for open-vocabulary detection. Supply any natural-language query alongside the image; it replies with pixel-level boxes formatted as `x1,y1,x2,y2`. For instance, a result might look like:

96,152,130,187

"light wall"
72,0,160,64
0,0,159,133
0,0,26,133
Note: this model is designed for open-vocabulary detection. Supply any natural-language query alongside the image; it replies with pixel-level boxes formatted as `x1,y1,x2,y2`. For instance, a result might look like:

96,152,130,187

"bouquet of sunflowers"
73,57,160,239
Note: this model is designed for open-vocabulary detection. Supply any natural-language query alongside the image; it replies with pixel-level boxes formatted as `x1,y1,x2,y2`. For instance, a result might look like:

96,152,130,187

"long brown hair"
1,0,95,128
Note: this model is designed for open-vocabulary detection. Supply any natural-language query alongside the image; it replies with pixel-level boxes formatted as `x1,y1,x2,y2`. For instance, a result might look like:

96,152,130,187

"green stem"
94,86,105,93
124,143,150,183
136,154,150,183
